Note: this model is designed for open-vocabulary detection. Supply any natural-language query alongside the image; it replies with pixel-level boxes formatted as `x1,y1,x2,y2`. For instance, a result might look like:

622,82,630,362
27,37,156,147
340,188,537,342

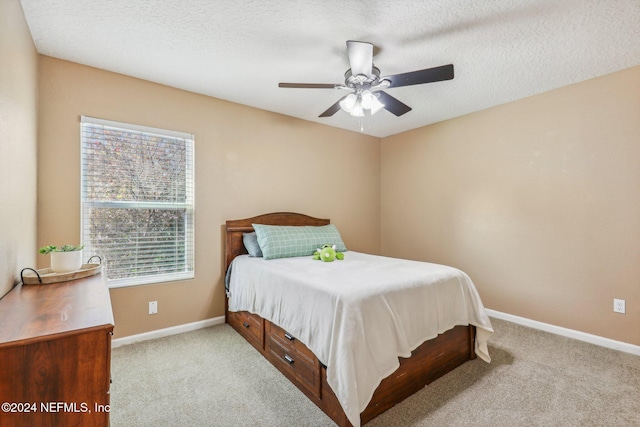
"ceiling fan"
279,40,454,118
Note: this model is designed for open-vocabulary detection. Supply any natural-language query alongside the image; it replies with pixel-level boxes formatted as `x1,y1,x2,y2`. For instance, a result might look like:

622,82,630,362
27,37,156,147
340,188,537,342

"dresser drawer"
267,323,320,397
228,311,264,350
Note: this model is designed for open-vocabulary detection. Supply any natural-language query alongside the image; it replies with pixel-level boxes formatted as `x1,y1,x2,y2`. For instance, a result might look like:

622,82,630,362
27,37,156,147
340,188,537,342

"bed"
225,212,493,427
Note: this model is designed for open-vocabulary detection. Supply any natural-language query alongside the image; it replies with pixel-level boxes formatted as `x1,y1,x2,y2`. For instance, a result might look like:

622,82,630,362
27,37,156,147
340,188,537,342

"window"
81,116,194,287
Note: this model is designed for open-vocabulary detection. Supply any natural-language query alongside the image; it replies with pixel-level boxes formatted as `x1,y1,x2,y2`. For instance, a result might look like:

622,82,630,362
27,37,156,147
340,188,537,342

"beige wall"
37,57,381,338
381,66,640,346
0,0,38,298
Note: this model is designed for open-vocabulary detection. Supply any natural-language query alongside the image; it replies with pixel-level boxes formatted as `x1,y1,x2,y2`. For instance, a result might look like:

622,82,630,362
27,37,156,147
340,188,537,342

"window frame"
80,116,195,288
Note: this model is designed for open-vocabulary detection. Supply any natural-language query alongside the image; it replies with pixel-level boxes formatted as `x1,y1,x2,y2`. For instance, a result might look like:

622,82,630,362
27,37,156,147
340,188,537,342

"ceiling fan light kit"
339,90,385,116
279,40,454,121
361,91,385,114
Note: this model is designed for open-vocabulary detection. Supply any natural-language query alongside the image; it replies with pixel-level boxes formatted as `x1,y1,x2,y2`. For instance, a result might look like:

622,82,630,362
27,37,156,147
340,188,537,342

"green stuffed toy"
313,244,345,262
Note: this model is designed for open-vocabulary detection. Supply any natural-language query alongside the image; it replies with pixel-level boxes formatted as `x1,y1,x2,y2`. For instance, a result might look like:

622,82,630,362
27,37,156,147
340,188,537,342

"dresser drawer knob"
284,354,295,364
242,322,249,328
284,332,294,341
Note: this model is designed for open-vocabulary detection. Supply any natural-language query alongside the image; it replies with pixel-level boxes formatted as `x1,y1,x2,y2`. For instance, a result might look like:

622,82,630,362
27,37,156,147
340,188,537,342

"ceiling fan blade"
382,64,454,88
346,40,373,77
279,83,338,89
376,91,412,116
319,97,346,117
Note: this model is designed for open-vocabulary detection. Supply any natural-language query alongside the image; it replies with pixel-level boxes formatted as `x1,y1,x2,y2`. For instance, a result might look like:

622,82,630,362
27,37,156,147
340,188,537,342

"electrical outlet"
149,301,158,315
613,299,625,314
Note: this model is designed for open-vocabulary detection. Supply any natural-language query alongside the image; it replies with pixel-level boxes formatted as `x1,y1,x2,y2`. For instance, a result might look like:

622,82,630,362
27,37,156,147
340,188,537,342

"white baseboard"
112,316,226,348
486,309,640,356
112,310,640,357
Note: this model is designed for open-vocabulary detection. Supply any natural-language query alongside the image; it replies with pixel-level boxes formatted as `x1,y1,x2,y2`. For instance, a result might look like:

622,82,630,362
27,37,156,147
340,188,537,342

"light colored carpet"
110,318,640,426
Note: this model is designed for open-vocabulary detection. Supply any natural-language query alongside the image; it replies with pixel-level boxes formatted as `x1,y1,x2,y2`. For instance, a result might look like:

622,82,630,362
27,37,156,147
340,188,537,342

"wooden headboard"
225,212,330,270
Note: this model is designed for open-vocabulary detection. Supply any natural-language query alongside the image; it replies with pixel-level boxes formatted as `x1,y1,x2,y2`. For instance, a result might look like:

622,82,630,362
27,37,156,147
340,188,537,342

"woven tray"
21,263,102,285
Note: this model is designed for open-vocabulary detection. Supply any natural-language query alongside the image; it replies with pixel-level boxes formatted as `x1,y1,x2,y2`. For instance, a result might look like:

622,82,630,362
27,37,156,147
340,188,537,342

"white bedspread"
227,252,493,427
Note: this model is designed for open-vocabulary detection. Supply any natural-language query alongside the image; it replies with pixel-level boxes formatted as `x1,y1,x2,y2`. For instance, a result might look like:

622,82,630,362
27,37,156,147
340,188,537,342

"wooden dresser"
0,271,114,427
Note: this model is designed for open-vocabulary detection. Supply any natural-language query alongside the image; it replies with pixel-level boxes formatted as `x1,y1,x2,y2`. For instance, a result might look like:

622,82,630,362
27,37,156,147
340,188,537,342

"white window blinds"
81,116,195,287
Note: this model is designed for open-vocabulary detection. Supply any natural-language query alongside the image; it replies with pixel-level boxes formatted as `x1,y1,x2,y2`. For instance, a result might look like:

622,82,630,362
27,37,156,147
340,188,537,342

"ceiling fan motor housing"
344,66,383,91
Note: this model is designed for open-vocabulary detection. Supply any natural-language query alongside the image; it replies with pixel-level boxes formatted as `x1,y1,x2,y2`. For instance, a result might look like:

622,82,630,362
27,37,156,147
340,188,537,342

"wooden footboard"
224,213,477,426
359,323,475,425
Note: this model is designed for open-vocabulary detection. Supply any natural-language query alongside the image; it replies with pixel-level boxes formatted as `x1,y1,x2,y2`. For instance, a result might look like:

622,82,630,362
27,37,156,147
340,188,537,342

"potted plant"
39,244,84,273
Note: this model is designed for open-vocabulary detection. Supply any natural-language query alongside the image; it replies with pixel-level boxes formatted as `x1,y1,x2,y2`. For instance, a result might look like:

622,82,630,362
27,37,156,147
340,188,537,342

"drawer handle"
284,354,295,364
242,322,249,328
284,332,295,341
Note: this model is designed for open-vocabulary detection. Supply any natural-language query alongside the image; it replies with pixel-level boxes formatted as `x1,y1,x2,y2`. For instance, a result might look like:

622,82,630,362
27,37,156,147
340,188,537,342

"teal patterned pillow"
252,224,347,260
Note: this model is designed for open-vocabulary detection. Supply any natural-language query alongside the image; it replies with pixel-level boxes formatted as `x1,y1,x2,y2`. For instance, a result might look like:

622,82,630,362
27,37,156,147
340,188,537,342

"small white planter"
51,250,83,273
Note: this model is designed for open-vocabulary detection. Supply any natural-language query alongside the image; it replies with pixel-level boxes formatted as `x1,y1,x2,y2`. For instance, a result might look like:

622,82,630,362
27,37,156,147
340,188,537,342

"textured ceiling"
19,0,640,137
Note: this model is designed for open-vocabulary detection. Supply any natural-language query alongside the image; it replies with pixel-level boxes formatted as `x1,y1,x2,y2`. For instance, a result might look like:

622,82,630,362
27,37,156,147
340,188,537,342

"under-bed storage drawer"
228,310,264,350
267,322,320,398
